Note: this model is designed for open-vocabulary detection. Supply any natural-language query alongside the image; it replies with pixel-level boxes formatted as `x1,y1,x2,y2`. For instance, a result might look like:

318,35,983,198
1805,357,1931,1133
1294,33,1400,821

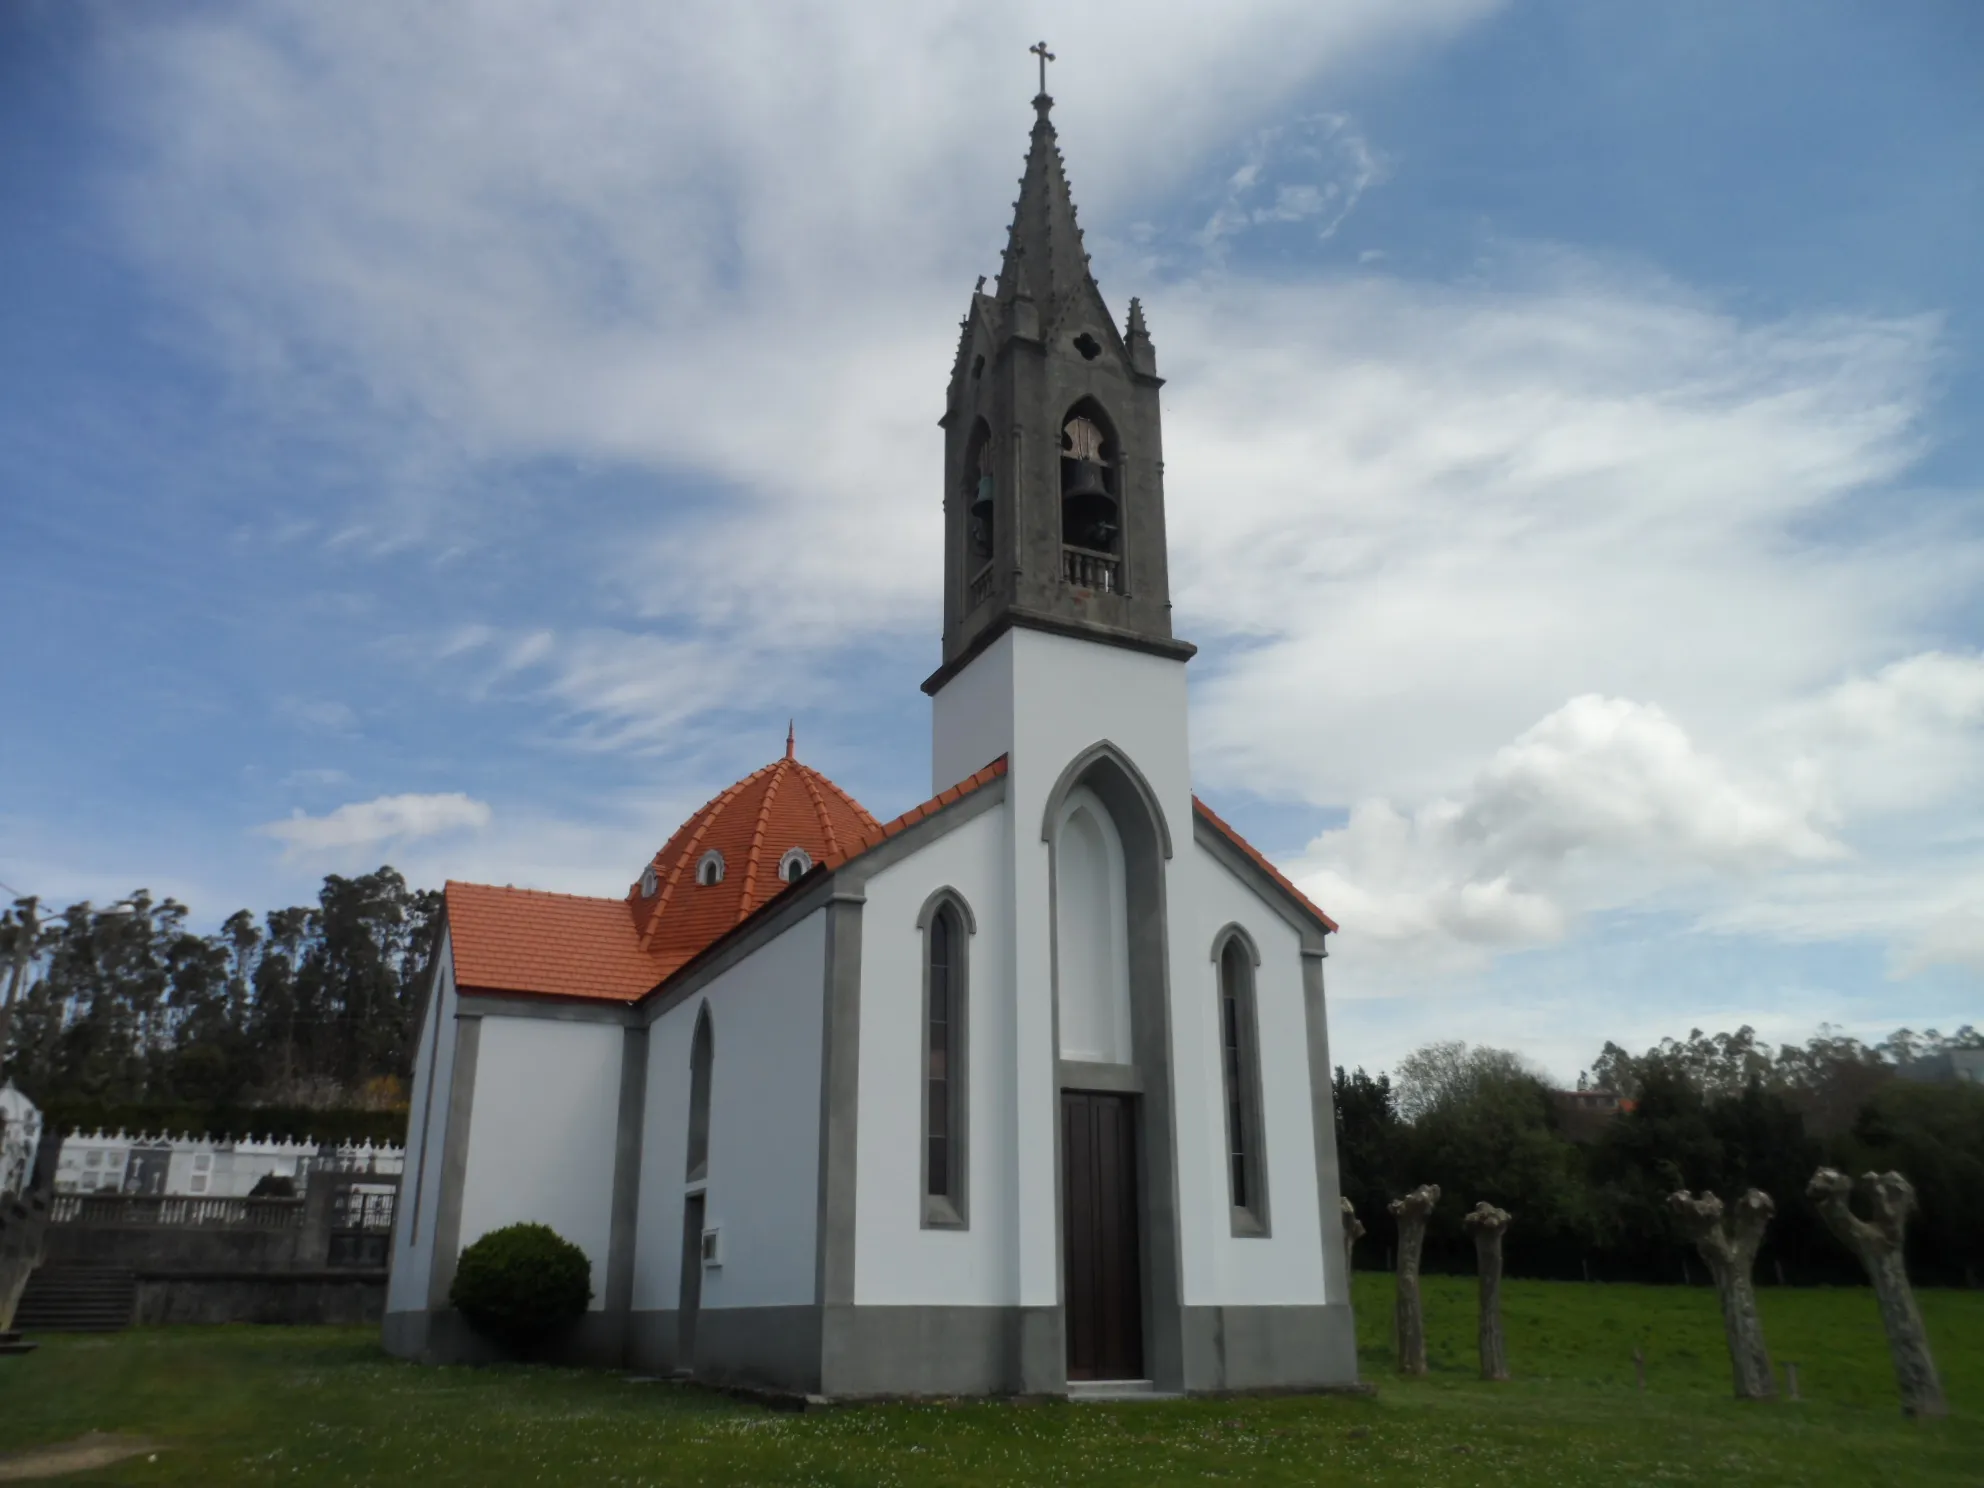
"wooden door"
678,1193,706,1370
1062,1090,1144,1380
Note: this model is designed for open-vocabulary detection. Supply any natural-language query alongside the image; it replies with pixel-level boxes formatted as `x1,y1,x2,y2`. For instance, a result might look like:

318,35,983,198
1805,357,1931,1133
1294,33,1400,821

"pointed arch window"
1214,928,1269,1236
918,888,975,1228
685,1005,714,1183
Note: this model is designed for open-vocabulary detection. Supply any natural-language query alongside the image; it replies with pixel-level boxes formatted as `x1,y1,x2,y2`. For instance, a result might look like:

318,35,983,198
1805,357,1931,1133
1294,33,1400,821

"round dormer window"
779,846,813,885
696,850,725,887
639,865,659,898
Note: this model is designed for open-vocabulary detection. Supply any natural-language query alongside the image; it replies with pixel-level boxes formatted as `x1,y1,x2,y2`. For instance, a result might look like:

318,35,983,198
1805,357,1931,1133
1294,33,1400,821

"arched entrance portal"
1044,742,1182,1388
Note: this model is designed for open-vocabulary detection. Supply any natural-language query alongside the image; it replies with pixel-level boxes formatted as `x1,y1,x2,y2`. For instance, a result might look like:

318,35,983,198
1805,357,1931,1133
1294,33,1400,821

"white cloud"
1779,650,1984,815
257,793,493,858
1196,114,1384,252
1167,273,1962,809
1459,695,1838,870
93,3,1984,1013
1898,901,1984,975
1294,694,1841,966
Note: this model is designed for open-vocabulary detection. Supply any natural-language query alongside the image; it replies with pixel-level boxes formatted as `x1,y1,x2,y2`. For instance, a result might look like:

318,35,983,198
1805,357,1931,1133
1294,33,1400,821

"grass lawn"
1,1274,1978,1485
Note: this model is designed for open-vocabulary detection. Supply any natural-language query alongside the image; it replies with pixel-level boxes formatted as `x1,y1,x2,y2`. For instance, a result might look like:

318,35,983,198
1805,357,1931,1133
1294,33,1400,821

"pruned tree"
1808,1168,1946,1418
1667,1188,1776,1400
1464,1201,1512,1381
1340,1195,1365,1280
1388,1183,1440,1375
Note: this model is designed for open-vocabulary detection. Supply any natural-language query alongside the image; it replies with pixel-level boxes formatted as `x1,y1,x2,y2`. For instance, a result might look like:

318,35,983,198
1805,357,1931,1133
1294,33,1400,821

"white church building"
386,90,1356,1397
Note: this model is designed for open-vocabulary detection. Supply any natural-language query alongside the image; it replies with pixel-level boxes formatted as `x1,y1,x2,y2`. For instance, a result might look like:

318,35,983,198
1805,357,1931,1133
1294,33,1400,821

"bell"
1062,459,1108,499
970,472,995,523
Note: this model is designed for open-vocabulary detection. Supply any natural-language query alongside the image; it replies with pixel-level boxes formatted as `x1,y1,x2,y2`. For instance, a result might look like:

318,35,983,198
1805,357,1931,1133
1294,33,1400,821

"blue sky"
2,1,1979,1080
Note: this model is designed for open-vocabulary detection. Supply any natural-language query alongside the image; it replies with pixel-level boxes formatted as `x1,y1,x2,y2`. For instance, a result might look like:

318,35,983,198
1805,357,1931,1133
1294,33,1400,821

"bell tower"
923,86,1195,697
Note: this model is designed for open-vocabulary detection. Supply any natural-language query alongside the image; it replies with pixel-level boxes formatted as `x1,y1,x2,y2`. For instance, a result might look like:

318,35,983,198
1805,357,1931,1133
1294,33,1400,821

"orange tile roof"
442,753,1008,1005
630,745,883,983
445,881,660,1003
819,756,1008,871
1192,796,1340,935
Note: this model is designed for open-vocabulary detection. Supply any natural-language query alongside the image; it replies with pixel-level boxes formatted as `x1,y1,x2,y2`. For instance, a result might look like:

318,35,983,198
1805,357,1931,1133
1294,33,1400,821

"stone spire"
927,78,1193,697
994,93,1099,341
1125,296,1156,377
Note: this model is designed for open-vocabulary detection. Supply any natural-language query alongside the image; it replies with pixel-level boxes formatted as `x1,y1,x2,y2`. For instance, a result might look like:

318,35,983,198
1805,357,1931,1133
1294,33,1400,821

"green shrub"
448,1222,593,1348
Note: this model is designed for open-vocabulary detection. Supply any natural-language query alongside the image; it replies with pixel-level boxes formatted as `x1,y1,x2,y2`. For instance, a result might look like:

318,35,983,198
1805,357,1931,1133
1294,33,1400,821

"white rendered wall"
850,802,1012,1305
631,910,826,1315
387,941,458,1314
1174,843,1331,1306
930,631,1014,796
456,1017,623,1311
932,626,1196,1308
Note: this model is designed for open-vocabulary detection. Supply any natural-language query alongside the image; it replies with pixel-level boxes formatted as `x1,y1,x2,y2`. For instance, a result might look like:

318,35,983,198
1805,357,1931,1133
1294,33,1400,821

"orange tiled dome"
628,734,882,979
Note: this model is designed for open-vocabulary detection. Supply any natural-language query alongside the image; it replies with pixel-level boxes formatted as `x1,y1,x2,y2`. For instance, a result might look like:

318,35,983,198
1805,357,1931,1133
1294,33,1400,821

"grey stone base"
704,1305,824,1394
389,1301,1358,1397
626,1308,679,1375
823,1304,1031,1397
1179,1304,1359,1392
380,1308,628,1368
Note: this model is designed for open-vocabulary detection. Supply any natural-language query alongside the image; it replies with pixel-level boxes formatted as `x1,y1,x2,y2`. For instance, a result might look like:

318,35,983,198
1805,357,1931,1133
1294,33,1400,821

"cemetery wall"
44,1214,311,1271
134,1270,386,1326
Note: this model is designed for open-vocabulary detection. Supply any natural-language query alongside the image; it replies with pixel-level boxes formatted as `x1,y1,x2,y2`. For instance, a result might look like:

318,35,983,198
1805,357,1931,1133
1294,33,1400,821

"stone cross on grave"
1030,40,1055,97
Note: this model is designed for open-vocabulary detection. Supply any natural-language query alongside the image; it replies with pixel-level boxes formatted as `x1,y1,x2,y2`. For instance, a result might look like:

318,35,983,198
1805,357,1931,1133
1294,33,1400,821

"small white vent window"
639,865,659,898
697,850,725,887
779,846,812,884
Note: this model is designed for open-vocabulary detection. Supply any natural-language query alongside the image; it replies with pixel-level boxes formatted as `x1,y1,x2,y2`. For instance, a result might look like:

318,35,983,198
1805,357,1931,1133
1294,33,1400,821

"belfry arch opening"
963,418,995,569
1059,400,1121,593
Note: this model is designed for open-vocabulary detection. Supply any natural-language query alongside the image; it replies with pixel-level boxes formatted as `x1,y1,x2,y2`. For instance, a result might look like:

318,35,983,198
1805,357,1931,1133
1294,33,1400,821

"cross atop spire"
994,53,1098,336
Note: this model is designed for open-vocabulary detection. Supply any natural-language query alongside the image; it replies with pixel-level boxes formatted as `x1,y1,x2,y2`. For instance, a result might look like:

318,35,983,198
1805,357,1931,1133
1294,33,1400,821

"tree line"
1335,1024,1984,1289
5,865,1980,1290
1,868,440,1138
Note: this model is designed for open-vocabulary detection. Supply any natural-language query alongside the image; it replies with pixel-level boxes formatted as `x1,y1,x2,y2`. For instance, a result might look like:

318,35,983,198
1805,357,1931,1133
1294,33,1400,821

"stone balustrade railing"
50,1193,306,1230
1062,545,1120,594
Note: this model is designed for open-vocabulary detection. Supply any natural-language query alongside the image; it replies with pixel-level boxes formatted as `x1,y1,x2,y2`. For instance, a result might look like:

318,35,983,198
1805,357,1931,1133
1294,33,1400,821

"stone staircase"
13,1268,135,1333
